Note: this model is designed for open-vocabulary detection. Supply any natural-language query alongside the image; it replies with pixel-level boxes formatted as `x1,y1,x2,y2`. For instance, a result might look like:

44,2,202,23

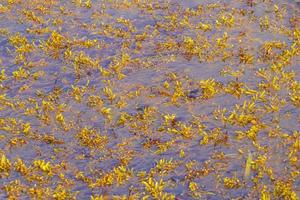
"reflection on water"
0,0,299,199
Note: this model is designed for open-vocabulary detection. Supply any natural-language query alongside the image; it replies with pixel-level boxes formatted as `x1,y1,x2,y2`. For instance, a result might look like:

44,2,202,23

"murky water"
0,0,299,199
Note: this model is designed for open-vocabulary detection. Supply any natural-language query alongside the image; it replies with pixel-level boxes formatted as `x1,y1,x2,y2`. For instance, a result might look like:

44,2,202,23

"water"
0,0,299,199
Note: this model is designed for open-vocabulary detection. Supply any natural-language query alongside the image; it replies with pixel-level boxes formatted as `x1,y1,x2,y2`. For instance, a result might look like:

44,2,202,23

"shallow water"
0,0,299,199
